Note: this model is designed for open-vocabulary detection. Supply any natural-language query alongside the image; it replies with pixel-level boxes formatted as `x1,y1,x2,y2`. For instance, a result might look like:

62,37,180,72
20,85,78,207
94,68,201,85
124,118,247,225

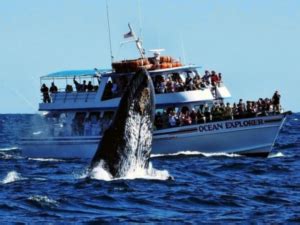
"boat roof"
41,65,201,80
41,69,111,79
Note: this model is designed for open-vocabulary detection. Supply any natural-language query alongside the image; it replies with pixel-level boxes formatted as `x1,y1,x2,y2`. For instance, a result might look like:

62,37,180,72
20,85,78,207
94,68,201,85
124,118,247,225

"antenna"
106,0,114,63
138,0,143,40
180,33,186,64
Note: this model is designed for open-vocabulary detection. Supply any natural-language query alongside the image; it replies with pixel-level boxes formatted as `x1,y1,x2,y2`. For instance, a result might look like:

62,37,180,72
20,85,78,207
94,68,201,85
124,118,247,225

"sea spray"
268,152,285,158
1,171,24,184
89,161,171,181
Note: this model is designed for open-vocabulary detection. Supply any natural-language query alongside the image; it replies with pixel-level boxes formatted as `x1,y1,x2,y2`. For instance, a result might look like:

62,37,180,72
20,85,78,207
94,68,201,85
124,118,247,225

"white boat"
20,28,287,158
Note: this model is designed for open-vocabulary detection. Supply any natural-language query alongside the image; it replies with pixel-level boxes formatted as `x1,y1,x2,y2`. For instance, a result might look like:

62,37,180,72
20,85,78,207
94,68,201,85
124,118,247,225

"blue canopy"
41,69,111,79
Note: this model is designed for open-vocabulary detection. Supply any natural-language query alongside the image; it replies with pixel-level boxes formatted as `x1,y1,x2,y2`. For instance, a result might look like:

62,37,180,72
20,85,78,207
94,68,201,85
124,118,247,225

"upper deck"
39,64,231,112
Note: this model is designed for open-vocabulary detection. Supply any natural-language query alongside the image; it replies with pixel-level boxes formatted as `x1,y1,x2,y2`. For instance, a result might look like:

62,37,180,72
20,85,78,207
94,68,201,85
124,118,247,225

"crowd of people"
73,77,96,92
153,70,222,94
154,91,281,130
101,70,223,100
41,69,223,103
45,90,281,136
40,77,99,103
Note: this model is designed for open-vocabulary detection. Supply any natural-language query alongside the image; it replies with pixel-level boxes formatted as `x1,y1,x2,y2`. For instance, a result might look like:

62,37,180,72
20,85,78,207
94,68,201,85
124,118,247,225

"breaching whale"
90,68,155,178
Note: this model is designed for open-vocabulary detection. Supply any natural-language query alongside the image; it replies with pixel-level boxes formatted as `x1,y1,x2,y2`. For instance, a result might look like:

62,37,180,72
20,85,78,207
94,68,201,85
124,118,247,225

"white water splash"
28,195,58,206
151,151,242,158
28,158,64,162
89,161,171,181
33,131,42,135
1,171,25,184
121,162,171,180
89,161,113,181
268,152,285,158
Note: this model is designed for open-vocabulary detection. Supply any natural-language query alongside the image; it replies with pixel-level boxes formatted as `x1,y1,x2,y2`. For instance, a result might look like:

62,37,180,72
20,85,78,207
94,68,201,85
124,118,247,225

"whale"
90,68,155,177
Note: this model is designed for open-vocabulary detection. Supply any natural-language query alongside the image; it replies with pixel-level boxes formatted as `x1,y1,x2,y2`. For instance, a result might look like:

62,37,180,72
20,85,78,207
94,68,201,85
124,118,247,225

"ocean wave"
0,152,14,160
0,152,22,160
0,146,19,151
27,195,59,207
151,151,242,158
1,171,25,184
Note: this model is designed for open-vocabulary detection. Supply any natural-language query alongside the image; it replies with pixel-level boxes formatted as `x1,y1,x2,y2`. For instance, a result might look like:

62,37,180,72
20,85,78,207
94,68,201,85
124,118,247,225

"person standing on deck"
50,82,58,94
272,90,281,113
40,84,51,103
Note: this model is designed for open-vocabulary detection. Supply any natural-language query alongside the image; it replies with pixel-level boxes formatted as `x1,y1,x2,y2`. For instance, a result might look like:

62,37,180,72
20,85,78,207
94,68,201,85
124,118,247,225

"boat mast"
138,0,143,41
128,23,145,59
106,0,114,63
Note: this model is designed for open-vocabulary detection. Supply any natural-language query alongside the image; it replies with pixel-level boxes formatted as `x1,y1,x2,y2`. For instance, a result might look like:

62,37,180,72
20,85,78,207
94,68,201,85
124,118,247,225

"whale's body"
90,69,155,177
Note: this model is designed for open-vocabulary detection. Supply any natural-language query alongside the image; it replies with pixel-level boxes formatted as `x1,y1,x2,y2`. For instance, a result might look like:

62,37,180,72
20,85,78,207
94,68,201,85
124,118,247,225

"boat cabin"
36,60,232,137
39,64,231,111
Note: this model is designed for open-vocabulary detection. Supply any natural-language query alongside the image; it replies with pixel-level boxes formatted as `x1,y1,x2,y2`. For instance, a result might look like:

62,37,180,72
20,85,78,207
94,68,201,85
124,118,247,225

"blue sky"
0,0,299,113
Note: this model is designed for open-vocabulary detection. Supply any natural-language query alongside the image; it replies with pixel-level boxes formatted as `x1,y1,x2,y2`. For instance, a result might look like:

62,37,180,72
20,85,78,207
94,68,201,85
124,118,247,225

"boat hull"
20,114,285,158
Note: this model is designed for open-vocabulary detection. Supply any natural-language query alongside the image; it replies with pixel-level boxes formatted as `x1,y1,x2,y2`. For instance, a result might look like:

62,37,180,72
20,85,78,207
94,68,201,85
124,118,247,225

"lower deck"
20,114,286,159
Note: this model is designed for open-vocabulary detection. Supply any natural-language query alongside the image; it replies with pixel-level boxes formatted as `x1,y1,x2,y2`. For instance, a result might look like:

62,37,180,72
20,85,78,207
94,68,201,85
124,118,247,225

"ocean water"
0,113,299,224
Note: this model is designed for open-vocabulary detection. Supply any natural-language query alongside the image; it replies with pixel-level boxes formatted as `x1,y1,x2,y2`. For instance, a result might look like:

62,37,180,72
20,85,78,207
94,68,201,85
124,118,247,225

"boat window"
88,112,100,120
83,112,102,136
101,75,130,100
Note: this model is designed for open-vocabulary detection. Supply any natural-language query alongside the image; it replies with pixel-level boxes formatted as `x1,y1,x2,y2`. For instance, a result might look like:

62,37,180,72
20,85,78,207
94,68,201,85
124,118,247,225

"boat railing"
41,91,98,104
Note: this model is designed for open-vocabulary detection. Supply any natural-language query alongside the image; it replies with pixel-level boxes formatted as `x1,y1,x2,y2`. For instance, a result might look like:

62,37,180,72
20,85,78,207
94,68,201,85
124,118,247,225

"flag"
123,31,134,39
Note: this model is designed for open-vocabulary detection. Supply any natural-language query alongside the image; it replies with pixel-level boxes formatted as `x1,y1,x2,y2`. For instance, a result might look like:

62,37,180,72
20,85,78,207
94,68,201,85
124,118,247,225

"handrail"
40,91,98,104
85,92,90,102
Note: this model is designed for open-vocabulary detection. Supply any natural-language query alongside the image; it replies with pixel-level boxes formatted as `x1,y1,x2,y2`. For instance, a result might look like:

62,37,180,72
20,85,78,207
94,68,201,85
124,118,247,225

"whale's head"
91,68,155,177
118,68,155,122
